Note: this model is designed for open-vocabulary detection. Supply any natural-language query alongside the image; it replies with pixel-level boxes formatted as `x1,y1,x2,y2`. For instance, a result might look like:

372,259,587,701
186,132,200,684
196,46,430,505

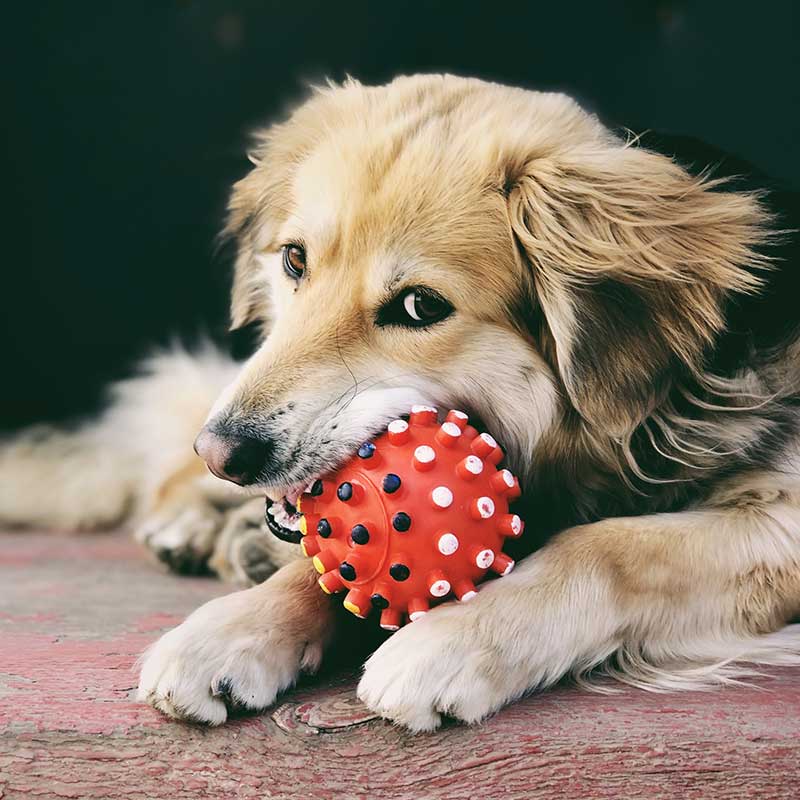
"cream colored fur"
0,343,245,569
3,74,799,731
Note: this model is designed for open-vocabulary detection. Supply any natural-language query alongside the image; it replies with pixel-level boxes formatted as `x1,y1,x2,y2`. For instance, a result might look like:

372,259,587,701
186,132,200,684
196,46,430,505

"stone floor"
1,531,798,799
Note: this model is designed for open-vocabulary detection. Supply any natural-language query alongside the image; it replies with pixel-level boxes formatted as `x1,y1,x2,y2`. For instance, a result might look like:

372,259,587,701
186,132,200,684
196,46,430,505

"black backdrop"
2,1,799,429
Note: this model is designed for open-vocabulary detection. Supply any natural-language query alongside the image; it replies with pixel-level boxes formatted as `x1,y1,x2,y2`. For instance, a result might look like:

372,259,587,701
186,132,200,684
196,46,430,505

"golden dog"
2,74,799,730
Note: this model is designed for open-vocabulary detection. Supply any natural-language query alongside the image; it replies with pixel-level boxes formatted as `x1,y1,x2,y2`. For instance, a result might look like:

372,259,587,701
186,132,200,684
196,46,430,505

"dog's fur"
2,74,800,730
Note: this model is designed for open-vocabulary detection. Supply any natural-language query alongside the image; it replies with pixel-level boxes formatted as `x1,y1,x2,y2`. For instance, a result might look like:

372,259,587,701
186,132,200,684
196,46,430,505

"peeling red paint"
132,613,186,634
0,612,61,624
1,629,159,734
1,531,799,799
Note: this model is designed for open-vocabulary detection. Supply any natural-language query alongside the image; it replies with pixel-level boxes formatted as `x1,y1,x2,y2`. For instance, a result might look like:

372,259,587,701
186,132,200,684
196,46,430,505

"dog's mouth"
262,409,481,545
264,485,307,544
262,426,403,546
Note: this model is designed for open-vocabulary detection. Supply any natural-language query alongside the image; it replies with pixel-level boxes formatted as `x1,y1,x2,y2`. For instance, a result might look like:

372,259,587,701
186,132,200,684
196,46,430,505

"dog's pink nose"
193,428,272,486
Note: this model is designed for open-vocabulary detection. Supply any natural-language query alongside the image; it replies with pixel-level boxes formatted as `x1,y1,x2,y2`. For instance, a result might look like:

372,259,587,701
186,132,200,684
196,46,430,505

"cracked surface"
2,531,800,799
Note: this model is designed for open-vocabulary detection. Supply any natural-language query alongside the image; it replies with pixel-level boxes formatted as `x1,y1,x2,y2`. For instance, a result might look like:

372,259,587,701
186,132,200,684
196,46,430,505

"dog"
2,74,799,731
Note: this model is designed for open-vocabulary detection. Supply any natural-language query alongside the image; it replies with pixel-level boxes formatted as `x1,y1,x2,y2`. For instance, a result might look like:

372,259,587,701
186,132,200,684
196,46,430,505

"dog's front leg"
138,557,335,723
359,496,800,731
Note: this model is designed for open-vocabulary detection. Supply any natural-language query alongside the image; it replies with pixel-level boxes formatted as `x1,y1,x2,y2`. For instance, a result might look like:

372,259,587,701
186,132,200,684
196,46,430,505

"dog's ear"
507,145,771,437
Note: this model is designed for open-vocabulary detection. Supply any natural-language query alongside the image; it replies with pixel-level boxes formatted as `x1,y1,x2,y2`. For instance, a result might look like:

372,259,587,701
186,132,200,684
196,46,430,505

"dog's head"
195,75,769,535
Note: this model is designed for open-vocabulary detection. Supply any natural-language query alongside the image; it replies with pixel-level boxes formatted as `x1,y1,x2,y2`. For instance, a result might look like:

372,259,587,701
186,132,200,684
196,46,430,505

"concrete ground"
1,531,798,799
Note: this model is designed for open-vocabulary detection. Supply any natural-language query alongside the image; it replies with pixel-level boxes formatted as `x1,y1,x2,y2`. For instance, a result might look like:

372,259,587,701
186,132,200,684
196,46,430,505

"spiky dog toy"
296,406,524,630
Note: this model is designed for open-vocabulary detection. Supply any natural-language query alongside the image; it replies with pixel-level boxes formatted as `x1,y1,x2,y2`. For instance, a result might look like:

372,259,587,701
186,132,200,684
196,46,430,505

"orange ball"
297,407,524,630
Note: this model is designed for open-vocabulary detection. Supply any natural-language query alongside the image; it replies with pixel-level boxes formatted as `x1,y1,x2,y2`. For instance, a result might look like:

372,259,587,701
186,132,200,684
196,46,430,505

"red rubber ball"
297,406,524,630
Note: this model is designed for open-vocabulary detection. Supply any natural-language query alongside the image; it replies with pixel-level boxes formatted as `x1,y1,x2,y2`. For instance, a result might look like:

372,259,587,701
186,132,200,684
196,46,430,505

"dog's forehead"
290,143,354,246
288,131,518,296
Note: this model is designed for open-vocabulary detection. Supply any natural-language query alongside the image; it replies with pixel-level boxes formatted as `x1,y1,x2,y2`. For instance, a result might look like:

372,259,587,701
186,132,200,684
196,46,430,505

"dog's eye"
282,244,306,280
403,290,449,323
376,287,453,329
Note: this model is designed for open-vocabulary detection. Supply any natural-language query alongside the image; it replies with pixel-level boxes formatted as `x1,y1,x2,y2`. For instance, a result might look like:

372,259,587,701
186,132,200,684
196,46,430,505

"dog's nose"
193,428,273,486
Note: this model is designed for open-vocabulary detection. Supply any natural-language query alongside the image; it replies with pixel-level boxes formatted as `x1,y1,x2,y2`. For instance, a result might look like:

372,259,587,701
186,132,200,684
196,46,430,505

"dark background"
2,1,799,430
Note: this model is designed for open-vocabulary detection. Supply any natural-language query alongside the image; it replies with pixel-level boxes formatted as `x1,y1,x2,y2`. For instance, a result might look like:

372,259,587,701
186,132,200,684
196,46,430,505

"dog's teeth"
267,499,304,532
267,489,309,534
284,516,301,531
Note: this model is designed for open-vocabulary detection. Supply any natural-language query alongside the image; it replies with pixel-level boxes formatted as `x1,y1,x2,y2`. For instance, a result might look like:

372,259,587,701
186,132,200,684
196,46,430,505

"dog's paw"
135,502,223,575
138,588,324,724
209,499,301,585
231,528,282,584
357,605,504,732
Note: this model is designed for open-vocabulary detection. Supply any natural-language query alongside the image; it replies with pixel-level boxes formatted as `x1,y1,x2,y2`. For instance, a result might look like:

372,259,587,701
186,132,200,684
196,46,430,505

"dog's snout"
194,428,273,486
